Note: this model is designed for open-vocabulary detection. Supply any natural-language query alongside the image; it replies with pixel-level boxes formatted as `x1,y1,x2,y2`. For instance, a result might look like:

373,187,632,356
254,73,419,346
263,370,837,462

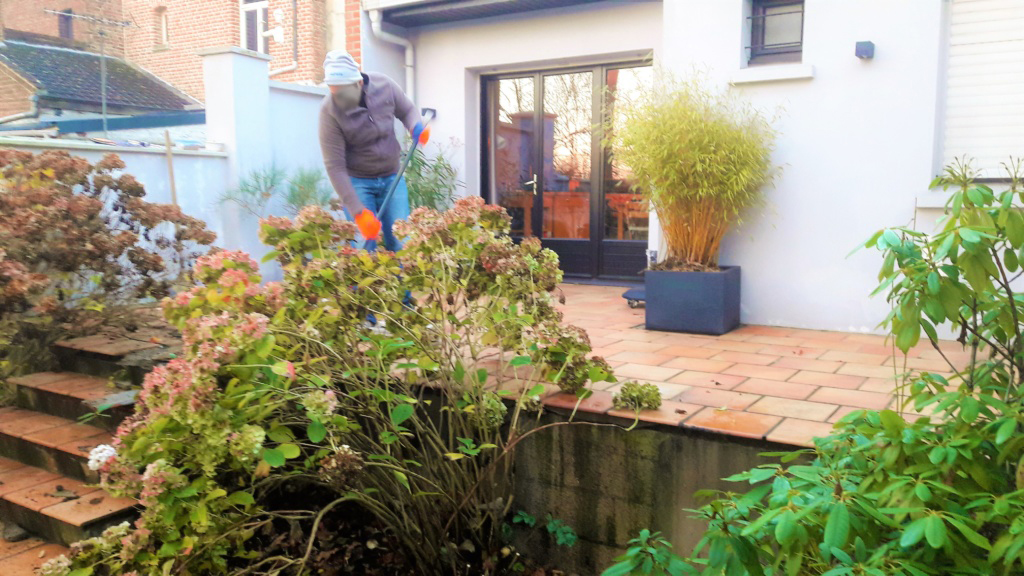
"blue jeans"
347,173,412,320
348,173,410,252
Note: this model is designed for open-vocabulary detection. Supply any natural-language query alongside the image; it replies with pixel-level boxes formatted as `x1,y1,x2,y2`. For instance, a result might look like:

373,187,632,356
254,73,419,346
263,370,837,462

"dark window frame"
58,9,74,40
748,0,804,65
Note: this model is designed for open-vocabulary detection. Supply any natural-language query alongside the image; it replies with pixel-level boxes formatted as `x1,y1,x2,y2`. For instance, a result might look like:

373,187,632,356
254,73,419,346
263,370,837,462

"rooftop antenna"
43,9,133,138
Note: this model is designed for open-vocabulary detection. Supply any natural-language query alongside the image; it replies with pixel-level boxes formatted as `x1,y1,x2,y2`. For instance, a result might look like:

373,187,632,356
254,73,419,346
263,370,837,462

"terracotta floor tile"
837,363,900,379
857,344,897,356
674,387,761,410
614,363,682,382
842,333,889,345
773,357,843,374
661,357,735,373
683,407,782,440
669,371,747,390
588,337,621,350
828,406,865,423
649,333,714,347
798,338,866,352
1,543,68,574
604,339,668,354
701,340,766,354
732,325,795,338
748,396,838,421
0,409,42,426
766,418,837,448
0,456,26,475
809,388,890,410
710,351,780,366
819,350,891,365
543,391,614,415
0,466,61,496
0,536,48,561
758,345,826,359
23,423,107,450
608,351,674,366
789,371,865,389
734,378,817,400
723,363,797,381
793,329,851,342
745,336,811,348
617,330,664,343
6,477,98,513
883,356,957,372
82,338,160,357
0,412,72,438
608,401,702,427
658,345,719,359
41,491,136,527
858,378,899,394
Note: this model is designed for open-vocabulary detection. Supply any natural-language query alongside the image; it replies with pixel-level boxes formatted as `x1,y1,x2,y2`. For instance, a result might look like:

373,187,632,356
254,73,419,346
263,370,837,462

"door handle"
523,174,538,195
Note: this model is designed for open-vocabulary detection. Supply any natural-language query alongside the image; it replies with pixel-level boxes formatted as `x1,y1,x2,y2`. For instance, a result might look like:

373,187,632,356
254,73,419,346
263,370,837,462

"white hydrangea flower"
87,444,117,471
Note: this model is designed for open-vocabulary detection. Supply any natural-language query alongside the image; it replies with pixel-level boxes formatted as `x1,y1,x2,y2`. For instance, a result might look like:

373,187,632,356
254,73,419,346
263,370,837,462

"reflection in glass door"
484,63,652,279
489,77,536,238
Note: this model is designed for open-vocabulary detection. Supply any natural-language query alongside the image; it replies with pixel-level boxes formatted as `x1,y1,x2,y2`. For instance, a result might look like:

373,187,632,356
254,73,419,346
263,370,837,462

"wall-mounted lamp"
856,41,875,60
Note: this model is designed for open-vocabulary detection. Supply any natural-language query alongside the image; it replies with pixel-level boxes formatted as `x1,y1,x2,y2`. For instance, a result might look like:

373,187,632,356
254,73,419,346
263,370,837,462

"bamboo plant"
606,70,778,270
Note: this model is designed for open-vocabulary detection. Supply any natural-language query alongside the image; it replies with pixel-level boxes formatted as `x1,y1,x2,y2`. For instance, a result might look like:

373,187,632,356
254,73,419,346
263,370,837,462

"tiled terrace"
551,283,968,447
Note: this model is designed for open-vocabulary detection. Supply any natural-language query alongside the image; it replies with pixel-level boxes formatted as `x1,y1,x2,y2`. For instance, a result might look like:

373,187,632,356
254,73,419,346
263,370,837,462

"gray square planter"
644,266,741,335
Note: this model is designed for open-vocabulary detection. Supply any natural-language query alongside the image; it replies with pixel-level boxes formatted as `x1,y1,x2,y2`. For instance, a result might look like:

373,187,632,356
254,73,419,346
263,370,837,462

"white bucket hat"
323,50,362,85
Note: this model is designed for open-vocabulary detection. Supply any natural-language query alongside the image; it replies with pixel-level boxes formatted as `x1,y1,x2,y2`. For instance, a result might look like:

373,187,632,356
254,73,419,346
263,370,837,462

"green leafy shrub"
219,164,287,218
603,529,687,576
53,197,614,575
662,158,1024,575
406,141,462,211
605,70,777,270
282,167,332,216
613,381,662,412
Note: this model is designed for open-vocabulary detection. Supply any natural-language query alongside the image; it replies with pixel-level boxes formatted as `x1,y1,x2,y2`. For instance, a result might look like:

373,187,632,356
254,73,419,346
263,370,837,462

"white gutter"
0,94,40,125
368,9,414,102
269,0,299,77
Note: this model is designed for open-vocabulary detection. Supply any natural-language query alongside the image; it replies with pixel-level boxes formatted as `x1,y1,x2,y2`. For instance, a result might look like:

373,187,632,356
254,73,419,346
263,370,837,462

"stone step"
9,372,136,433
54,332,177,385
0,457,135,548
0,408,114,484
0,535,68,576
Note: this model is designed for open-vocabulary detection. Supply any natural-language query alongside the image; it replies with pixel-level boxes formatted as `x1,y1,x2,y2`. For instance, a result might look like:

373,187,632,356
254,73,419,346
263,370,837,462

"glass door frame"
481,59,651,279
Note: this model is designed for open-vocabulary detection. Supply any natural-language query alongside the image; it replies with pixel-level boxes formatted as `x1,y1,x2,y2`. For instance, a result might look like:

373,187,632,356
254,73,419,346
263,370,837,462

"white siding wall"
943,0,1024,177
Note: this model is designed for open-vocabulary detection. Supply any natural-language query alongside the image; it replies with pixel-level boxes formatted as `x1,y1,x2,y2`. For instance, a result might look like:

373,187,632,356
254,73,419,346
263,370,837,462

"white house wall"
660,0,946,334
408,0,663,204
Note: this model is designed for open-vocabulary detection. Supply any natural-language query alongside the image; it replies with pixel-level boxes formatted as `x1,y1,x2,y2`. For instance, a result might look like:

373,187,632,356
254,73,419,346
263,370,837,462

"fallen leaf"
38,550,46,558
674,409,688,415
89,497,104,505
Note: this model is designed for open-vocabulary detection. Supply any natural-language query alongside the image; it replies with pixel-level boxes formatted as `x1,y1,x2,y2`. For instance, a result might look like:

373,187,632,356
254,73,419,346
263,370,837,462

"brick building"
1,0,337,105
120,0,330,101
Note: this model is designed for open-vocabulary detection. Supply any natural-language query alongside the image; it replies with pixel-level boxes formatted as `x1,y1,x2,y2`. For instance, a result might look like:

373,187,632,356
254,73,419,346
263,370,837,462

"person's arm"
319,103,365,215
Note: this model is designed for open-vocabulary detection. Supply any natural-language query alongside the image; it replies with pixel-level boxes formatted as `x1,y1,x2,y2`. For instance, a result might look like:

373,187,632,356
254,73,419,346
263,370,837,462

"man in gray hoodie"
319,50,427,252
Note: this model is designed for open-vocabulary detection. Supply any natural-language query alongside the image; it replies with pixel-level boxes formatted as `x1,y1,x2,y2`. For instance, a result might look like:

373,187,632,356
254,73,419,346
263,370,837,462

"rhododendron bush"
54,197,613,575
0,149,214,381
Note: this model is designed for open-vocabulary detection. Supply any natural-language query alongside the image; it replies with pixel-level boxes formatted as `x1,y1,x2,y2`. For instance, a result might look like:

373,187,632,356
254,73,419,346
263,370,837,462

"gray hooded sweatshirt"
319,72,420,215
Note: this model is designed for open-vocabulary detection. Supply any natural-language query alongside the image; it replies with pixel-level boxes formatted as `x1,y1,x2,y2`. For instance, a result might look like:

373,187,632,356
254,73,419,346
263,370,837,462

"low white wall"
661,0,947,333
408,0,663,194
0,137,231,244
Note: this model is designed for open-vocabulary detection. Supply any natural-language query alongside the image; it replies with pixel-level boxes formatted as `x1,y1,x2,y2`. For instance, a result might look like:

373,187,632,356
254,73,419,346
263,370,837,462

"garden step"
0,408,114,483
0,458,135,547
0,535,68,575
53,332,176,386
9,372,136,432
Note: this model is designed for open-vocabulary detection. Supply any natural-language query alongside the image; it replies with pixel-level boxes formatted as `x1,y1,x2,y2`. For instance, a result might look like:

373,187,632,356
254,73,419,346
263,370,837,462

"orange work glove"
412,122,430,146
354,209,381,240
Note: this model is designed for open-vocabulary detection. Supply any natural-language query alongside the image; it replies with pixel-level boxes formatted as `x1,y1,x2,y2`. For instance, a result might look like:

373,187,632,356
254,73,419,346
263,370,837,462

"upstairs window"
748,0,803,65
241,0,269,54
155,7,169,47
58,9,74,40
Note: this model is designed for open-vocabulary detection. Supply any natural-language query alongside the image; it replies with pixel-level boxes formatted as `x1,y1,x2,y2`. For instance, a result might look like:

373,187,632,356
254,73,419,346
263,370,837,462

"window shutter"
943,0,1024,177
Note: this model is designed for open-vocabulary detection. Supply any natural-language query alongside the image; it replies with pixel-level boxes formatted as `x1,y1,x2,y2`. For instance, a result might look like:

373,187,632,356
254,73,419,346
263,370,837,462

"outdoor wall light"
856,41,875,60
